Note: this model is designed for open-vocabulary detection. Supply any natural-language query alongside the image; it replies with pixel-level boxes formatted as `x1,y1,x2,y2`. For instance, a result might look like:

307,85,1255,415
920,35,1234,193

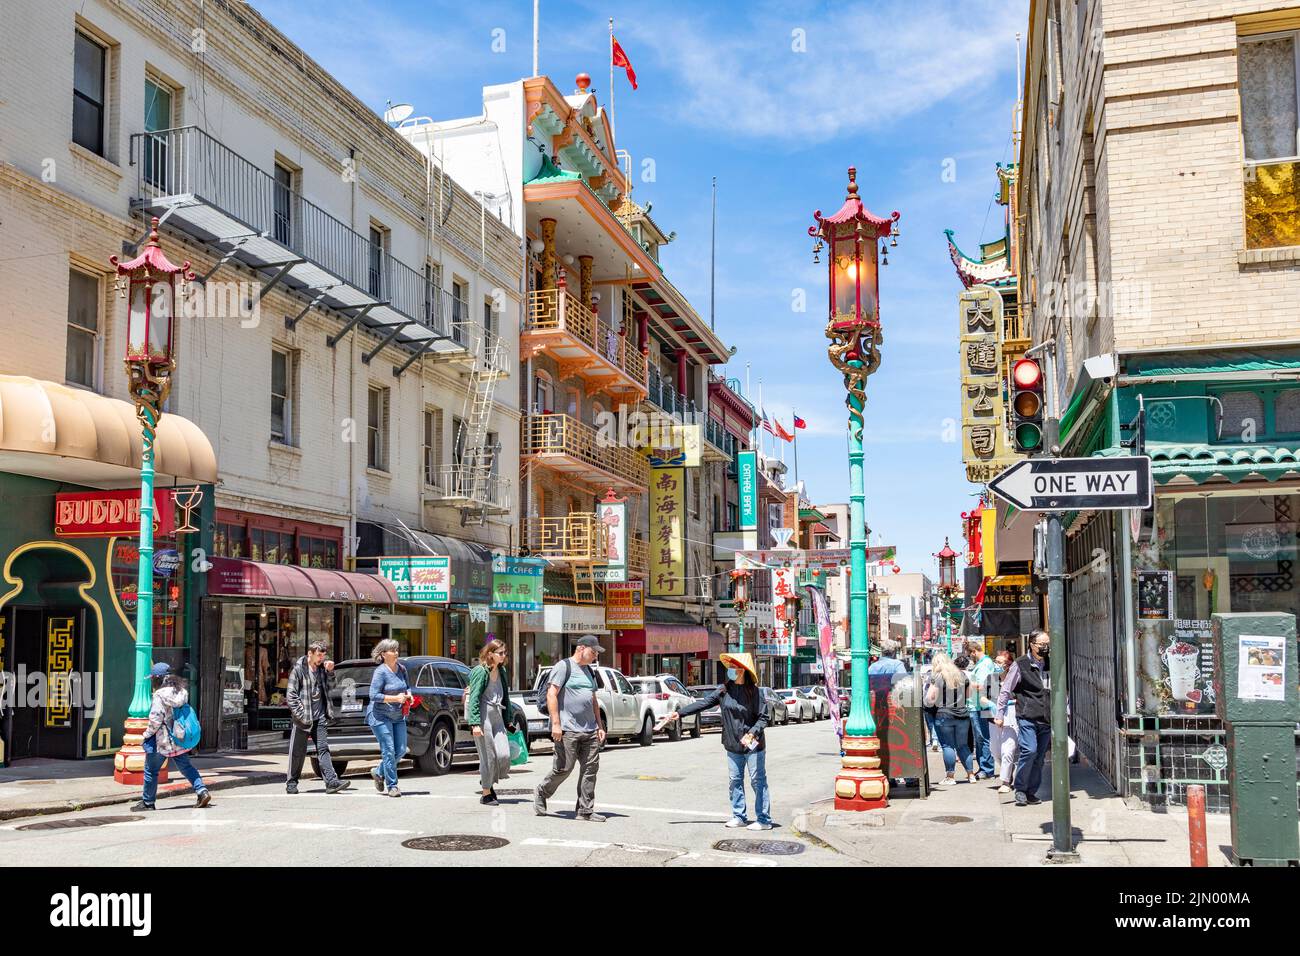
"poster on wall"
1237,634,1286,701
649,468,685,596
1137,570,1174,621
605,581,644,628
1163,619,1217,714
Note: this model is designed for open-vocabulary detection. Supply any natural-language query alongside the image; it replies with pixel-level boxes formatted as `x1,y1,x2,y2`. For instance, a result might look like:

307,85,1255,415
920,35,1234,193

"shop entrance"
358,612,426,659
6,607,86,761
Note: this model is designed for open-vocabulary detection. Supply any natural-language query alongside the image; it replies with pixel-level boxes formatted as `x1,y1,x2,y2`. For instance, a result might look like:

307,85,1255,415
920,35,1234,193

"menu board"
1137,570,1173,621
1164,619,1217,714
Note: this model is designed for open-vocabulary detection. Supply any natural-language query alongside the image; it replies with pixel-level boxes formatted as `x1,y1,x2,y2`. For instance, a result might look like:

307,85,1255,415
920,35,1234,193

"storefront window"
109,536,185,648
1134,491,1299,716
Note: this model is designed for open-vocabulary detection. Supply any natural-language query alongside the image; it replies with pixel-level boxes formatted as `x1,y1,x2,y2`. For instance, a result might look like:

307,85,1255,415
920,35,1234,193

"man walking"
535,635,606,822
286,641,351,795
995,631,1051,807
965,640,997,779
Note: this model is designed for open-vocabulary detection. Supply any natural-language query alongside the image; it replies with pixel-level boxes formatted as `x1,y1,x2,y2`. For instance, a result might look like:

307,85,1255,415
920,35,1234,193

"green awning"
1125,350,1300,378
1096,443,1300,484
799,507,827,522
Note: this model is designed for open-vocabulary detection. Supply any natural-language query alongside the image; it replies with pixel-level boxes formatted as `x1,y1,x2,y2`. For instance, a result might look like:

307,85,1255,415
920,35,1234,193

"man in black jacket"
995,631,1051,807
285,641,351,795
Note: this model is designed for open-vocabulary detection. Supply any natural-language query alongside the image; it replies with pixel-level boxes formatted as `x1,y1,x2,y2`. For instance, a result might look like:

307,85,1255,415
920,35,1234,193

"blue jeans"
934,715,975,776
970,713,996,776
923,709,939,747
142,736,206,805
725,749,771,825
1015,719,1052,797
369,718,408,789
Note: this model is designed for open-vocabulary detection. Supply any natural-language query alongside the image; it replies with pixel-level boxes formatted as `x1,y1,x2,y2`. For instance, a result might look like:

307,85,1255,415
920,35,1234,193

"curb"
791,800,878,863
0,770,284,822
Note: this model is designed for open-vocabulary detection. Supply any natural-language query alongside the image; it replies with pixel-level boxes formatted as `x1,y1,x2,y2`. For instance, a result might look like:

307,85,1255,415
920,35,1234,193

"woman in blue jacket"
366,639,412,797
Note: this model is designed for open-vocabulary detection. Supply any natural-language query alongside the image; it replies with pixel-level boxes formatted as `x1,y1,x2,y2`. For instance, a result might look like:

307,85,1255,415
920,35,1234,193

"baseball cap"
575,634,605,653
150,662,171,678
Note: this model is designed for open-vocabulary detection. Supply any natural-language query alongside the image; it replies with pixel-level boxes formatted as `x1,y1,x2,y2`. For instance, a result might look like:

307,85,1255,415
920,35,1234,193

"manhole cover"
17,815,143,831
713,838,804,856
402,834,510,852
926,815,974,825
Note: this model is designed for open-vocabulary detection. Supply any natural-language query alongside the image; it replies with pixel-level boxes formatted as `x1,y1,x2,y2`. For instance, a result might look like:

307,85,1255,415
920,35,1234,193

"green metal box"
1212,612,1298,725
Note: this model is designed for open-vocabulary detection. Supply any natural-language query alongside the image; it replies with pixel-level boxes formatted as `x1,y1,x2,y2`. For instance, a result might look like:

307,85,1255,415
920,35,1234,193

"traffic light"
1010,357,1044,454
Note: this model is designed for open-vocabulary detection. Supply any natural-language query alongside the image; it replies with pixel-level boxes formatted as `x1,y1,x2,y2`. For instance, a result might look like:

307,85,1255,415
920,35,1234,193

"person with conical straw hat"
665,651,774,830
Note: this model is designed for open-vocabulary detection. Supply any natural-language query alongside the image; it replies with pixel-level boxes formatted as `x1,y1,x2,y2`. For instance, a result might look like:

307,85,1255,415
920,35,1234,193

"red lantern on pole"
111,217,193,403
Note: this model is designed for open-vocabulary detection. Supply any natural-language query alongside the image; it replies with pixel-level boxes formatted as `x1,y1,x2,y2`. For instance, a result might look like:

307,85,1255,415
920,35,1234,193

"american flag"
760,408,777,437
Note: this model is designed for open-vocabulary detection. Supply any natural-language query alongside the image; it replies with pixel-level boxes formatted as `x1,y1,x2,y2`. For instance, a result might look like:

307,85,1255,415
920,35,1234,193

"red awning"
207,557,399,604
617,622,709,655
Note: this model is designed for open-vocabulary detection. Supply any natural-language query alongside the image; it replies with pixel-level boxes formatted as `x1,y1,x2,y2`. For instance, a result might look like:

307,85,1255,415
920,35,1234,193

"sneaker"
936,777,957,787
747,821,774,831
371,769,386,793
195,790,211,809
997,784,1012,794
724,817,748,828
480,792,499,806
1014,790,1029,807
285,784,299,795
577,812,607,823
533,788,547,817
1026,794,1043,805
130,800,155,812
388,787,402,798
325,779,352,795
930,744,940,752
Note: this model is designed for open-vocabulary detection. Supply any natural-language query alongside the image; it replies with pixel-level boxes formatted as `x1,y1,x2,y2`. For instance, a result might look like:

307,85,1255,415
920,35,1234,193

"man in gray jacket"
286,641,351,795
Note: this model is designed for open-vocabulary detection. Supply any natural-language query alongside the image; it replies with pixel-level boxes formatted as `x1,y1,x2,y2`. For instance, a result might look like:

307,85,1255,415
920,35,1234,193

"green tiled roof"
1125,350,1300,378
525,153,582,186
1096,443,1300,484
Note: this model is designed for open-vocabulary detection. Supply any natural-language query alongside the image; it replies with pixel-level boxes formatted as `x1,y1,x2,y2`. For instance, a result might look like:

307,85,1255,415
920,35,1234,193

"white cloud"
633,0,1029,144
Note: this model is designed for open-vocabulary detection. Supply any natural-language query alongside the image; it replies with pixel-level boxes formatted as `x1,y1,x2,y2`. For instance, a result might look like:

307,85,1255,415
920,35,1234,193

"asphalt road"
0,720,851,867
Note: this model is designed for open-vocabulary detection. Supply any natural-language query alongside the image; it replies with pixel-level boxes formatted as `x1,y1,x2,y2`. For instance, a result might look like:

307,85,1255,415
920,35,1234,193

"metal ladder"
453,330,507,524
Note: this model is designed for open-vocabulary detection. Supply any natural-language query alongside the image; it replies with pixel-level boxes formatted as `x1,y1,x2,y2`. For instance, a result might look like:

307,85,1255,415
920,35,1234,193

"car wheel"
416,719,455,775
668,716,682,741
689,718,701,739
311,758,348,780
638,715,654,746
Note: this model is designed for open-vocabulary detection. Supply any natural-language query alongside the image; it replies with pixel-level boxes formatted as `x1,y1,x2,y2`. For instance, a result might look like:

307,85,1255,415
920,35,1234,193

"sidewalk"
0,753,290,820
794,749,1236,866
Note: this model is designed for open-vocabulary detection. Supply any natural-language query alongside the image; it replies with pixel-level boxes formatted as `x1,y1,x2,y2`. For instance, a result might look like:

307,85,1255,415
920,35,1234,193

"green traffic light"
1016,423,1042,450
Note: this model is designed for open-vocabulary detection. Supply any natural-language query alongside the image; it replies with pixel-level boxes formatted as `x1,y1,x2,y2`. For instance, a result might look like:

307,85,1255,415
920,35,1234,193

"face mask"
726,668,738,681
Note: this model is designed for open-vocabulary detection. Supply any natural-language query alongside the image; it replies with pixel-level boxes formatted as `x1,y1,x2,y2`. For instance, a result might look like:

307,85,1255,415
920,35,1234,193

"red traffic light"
1012,358,1043,389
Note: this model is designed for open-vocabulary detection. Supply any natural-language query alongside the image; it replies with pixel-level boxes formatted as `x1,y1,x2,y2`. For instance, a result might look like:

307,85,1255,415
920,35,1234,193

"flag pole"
609,18,616,144
758,378,765,460
793,412,800,489
533,0,540,76
710,176,717,331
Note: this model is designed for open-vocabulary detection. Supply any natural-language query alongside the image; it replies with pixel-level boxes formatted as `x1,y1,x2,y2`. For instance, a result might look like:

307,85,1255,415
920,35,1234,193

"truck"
522,664,660,747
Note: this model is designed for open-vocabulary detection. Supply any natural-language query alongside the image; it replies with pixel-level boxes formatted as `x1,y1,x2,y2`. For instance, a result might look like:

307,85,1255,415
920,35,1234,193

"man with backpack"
534,635,606,822
131,662,210,811
285,641,350,795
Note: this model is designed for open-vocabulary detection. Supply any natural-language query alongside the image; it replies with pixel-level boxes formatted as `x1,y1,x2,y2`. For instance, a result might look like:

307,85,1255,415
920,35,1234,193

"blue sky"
255,0,1029,577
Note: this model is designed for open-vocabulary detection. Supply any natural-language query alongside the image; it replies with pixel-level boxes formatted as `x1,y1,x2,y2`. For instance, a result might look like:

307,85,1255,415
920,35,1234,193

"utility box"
1211,612,1299,867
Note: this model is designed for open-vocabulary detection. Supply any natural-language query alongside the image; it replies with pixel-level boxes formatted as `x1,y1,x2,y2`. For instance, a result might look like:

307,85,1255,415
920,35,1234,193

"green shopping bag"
508,726,529,766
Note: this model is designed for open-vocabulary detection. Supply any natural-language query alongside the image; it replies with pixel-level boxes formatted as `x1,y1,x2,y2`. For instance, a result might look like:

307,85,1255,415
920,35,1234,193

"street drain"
926,815,974,825
402,834,510,852
17,815,143,831
713,838,804,856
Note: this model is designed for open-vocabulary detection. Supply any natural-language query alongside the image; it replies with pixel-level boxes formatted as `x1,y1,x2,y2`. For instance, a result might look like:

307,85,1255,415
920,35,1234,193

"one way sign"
988,456,1152,511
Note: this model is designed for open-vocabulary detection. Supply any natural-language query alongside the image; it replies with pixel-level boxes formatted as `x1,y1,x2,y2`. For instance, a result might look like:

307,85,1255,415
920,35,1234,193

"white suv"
630,674,702,741
526,664,659,746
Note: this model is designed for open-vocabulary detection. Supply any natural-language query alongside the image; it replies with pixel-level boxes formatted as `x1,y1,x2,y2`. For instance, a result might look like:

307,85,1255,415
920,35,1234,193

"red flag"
774,419,795,443
612,36,638,90
793,414,807,430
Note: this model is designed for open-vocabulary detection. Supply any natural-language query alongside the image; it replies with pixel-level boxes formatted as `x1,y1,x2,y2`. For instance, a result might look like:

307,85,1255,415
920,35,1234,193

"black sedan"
308,656,526,778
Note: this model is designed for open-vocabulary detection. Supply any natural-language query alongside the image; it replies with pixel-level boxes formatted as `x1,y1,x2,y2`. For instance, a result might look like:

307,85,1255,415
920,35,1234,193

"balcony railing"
628,535,649,579
426,465,511,513
521,513,606,562
647,364,700,420
522,413,649,489
525,288,646,387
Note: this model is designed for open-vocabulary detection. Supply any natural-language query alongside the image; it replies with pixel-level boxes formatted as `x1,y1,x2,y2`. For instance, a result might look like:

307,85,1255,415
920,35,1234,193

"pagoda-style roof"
944,228,1013,289
525,152,583,187
809,167,899,241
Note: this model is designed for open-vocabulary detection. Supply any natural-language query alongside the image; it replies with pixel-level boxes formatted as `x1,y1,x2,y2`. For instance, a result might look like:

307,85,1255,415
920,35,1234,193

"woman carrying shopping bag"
466,638,520,806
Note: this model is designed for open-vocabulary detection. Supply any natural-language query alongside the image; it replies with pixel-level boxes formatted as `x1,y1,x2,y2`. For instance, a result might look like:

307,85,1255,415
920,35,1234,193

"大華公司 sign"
55,489,175,537
379,556,450,603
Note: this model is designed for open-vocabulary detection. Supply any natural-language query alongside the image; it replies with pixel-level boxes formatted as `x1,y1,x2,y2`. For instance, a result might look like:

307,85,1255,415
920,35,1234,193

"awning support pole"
362,322,412,364
326,303,380,349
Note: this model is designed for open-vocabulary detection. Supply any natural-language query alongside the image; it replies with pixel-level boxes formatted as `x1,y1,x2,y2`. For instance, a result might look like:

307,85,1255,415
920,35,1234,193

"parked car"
686,684,723,729
806,684,849,717
796,685,831,720
308,656,527,778
630,674,702,740
524,664,659,746
777,687,817,722
760,687,789,725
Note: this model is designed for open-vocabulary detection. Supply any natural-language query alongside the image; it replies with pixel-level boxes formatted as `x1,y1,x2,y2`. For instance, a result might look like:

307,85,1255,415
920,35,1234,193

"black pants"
287,718,338,786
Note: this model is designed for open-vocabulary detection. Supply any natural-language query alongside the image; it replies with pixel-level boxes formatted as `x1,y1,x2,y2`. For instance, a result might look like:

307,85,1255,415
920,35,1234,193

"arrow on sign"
988,456,1153,511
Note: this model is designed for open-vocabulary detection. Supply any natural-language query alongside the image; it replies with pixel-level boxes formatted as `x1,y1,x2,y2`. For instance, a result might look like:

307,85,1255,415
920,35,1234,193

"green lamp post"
111,218,192,784
809,168,899,811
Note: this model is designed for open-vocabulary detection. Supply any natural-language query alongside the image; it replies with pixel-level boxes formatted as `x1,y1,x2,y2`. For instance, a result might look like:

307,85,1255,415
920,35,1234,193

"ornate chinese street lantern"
809,167,899,811
729,567,752,654
935,537,961,643
110,218,194,785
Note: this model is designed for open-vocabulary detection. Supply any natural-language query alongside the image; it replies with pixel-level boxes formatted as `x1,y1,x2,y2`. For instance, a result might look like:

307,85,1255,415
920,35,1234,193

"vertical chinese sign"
650,467,685,596
959,287,1018,484
594,493,627,583
737,451,758,531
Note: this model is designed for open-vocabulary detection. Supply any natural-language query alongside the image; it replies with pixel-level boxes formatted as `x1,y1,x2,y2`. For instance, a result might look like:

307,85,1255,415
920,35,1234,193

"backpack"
536,659,587,717
169,703,202,753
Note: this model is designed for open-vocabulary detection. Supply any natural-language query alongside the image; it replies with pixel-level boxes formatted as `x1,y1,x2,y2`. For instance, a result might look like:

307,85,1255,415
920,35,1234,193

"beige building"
0,0,522,750
1020,0,1300,808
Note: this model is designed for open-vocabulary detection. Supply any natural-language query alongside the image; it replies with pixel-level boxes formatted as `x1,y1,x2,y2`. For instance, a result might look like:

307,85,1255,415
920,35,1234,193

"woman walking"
132,662,211,811
926,651,977,786
991,648,1019,794
466,638,518,806
366,639,412,798
665,652,773,830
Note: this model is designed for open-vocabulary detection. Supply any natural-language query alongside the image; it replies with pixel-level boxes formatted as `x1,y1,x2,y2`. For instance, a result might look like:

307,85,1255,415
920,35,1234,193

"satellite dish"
384,103,414,125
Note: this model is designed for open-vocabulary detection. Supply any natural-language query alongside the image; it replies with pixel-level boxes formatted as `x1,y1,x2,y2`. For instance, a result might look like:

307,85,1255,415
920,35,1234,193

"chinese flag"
612,36,638,90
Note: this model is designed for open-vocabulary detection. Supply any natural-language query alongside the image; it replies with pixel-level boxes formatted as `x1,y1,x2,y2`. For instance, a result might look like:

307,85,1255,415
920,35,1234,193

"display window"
110,536,185,648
